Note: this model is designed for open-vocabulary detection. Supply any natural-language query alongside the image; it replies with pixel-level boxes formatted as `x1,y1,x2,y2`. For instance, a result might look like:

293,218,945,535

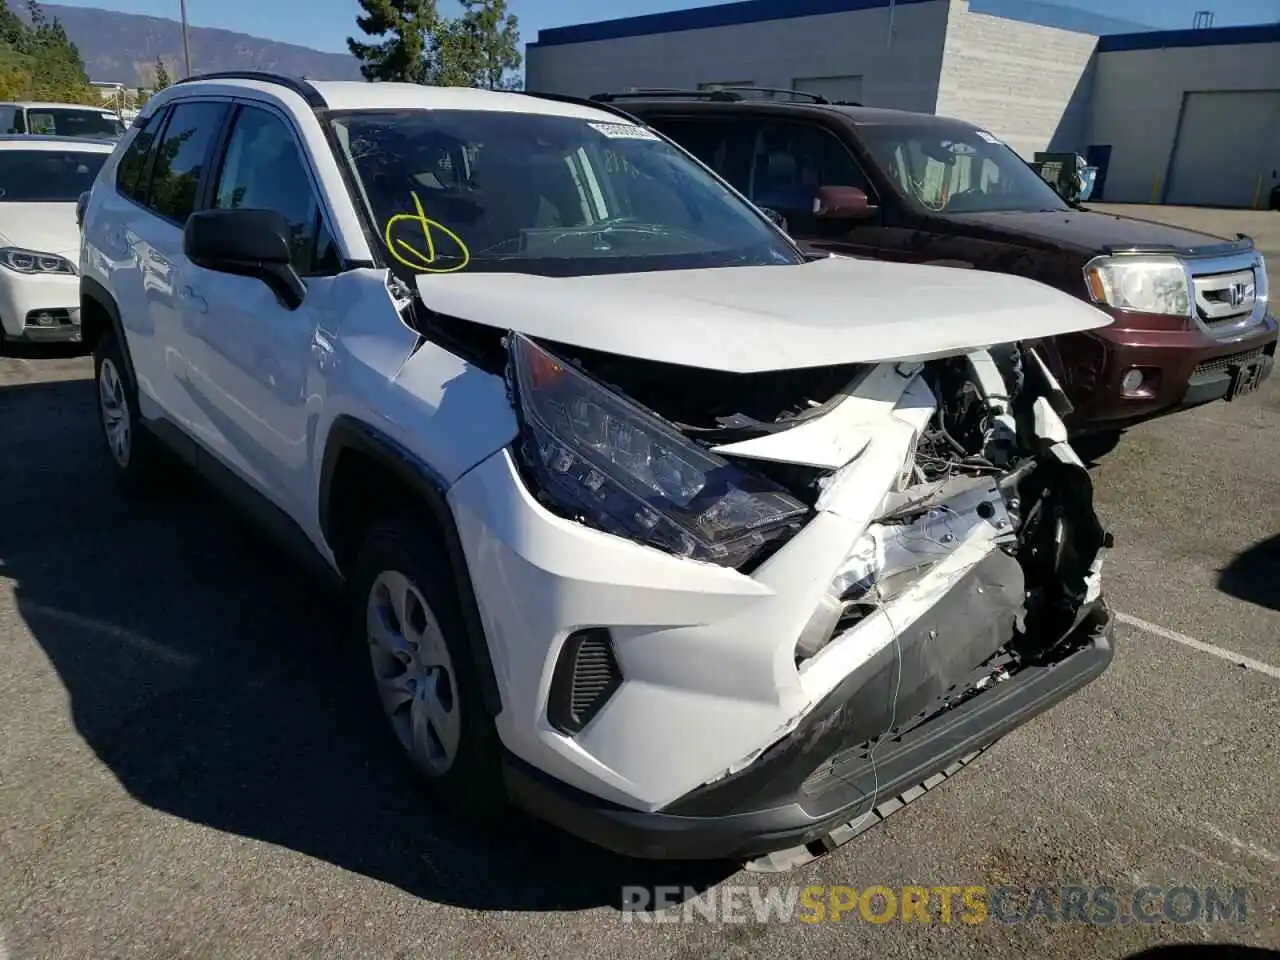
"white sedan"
0,134,113,352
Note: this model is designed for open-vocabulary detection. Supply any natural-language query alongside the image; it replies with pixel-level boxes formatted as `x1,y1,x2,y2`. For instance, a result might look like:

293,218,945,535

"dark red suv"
602,89,1277,436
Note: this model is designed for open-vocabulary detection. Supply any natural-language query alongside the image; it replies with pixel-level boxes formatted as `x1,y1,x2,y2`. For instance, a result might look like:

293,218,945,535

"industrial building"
525,0,1280,208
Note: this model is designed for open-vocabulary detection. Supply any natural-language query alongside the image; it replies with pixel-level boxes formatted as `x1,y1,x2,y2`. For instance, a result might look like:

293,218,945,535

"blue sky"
44,0,1280,54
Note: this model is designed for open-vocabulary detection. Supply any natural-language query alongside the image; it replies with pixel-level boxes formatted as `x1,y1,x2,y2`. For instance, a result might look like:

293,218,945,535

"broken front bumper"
501,553,1115,864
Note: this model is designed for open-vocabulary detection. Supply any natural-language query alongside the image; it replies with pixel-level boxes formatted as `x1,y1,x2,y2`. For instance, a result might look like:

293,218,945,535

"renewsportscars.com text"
620,884,1250,925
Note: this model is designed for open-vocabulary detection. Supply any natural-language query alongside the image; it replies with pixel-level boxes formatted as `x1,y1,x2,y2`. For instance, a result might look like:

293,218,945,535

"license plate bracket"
1226,361,1264,400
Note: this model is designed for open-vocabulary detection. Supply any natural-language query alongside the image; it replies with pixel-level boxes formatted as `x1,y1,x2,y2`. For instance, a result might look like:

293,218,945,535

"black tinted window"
746,121,872,214
212,105,338,275
116,111,162,199
145,100,226,223
646,118,755,196
26,108,123,139
0,150,107,202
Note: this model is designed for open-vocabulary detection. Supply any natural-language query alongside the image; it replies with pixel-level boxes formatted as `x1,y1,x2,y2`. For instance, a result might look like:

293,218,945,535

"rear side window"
116,110,163,200
144,100,227,224
0,106,21,134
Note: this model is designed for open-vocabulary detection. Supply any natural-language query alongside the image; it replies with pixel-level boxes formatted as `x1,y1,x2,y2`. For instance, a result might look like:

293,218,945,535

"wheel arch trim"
318,415,504,718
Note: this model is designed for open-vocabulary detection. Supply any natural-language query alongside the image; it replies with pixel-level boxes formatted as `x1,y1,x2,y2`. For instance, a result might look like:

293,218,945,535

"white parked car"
0,135,113,351
79,73,1116,869
0,101,127,140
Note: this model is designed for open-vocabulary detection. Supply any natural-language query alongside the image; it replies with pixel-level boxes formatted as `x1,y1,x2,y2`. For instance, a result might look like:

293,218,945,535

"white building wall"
934,0,1097,160
525,1,951,114
1086,41,1280,203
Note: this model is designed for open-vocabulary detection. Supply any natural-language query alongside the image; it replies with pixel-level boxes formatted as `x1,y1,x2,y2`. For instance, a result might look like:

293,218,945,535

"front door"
173,102,342,519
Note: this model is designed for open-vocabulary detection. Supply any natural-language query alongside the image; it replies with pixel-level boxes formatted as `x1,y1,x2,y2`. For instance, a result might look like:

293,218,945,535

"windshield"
0,149,107,202
328,109,803,278
24,108,124,139
858,124,1069,214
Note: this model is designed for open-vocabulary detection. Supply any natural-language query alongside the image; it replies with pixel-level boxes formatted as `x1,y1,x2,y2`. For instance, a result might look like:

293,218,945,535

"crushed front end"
447,333,1114,866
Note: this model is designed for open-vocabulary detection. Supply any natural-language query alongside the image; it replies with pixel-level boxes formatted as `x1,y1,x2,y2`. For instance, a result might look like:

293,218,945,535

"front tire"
351,516,505,817
93,330,164,494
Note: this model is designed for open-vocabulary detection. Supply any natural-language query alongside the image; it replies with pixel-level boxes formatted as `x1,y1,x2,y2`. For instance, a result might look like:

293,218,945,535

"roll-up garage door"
1165,90,1280,208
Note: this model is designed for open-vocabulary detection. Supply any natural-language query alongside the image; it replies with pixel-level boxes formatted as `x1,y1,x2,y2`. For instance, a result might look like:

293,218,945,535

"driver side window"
211,104,340,276
744,121,873,215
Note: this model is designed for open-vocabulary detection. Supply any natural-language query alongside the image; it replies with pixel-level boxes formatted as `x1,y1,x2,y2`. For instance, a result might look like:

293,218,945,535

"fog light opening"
1121,368,1145,392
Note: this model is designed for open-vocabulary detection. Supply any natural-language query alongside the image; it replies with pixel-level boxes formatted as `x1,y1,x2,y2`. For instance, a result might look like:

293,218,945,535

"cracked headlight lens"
1083,255,1191,317
509,333,809,568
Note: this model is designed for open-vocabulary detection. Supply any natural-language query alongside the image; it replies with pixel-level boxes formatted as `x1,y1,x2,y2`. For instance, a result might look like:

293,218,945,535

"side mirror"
183,208,305,310
76,190,89,229
813,185,874,220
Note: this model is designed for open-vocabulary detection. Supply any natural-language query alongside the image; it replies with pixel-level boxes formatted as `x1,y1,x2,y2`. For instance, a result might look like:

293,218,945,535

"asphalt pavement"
2,208,1277,959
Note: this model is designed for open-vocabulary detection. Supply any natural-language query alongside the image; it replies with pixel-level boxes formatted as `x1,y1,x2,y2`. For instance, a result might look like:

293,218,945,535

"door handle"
181,285,208,313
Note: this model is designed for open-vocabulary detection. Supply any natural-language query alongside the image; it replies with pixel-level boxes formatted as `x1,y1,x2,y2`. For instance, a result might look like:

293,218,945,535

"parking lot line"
1117,610,1280,680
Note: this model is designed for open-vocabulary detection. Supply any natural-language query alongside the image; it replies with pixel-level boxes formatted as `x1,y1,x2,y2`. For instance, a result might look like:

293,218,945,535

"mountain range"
33,3,363,88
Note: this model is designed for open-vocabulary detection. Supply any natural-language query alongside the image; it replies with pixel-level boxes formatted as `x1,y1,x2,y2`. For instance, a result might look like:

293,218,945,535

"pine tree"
154,56,170,90
347,0,440,84
452,0,521,90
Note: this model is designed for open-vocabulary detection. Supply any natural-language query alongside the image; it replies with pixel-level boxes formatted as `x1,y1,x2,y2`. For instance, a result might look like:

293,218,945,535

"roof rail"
590,86,833,105
590,88,744,103
172,71,328,109
519,89,646,123
711,86,831,104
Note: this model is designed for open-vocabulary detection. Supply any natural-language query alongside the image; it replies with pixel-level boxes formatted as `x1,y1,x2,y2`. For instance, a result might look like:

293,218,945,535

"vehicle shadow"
1122,947,1280,960
0,339,89,360
0,374,735,911
1217,534,1280,612
1071,429,1123,467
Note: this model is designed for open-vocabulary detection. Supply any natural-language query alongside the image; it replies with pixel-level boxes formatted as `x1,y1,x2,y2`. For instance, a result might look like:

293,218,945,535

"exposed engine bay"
517,337,1111,682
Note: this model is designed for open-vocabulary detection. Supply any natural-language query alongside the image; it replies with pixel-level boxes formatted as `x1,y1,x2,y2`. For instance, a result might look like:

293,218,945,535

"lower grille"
24,308,74,329
547,628,623,735
1193,348,1264,379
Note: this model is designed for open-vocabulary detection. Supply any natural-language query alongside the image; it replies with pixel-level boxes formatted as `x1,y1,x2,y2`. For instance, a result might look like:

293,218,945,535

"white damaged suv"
79,73,1116,869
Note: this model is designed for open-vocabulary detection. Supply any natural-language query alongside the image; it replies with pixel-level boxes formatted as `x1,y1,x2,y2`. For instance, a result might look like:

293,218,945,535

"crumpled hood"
0,203,80,259
416,256,1112,374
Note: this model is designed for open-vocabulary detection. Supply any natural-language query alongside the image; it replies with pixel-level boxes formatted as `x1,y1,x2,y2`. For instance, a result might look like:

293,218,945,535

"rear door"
105,98,231,426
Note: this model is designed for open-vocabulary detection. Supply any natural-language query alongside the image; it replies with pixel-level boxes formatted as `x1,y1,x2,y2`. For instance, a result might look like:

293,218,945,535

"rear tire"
351,515,506,819
93,330,165,495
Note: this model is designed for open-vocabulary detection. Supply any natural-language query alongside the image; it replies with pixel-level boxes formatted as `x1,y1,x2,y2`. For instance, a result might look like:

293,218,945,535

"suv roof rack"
172,70,328,109
590,86,832,105
518,89,645,123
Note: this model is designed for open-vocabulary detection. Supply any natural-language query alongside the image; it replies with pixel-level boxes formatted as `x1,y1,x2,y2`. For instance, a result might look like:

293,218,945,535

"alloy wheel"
366,569,461,776
98,357,131,468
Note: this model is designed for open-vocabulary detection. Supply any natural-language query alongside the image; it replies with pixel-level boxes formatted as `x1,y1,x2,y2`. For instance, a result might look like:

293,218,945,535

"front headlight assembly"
508,333,809,569
0,247,76,275
1083,255,1191,317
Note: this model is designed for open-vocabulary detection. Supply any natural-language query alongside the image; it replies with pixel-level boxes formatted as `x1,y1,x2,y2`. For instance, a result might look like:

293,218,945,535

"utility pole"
179,0,192,78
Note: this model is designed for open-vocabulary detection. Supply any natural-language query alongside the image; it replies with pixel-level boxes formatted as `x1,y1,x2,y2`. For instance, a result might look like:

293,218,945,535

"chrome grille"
1186,248,1268,340
1193,268,1257,326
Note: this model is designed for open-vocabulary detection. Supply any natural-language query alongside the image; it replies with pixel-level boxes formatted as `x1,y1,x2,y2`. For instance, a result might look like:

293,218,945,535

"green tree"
434,0,521,89
154,56,170,90
0,1,97,103
347,0,441,84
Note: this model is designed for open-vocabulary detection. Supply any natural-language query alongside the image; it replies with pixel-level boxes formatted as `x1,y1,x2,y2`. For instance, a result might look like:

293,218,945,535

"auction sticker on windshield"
589,122,660,141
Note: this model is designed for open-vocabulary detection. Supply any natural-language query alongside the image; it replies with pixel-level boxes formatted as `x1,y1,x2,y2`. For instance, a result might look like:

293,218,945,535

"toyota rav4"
79,73,1116,869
